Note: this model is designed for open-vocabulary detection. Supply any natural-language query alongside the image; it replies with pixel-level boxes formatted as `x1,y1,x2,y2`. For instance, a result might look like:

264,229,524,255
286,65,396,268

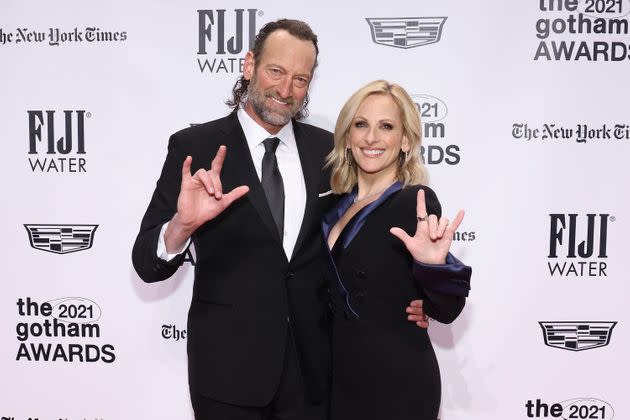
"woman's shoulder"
392,184,442,217
394,184,440,204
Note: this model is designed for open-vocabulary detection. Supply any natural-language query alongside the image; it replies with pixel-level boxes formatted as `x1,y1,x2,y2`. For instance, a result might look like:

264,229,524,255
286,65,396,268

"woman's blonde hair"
326,80,427,193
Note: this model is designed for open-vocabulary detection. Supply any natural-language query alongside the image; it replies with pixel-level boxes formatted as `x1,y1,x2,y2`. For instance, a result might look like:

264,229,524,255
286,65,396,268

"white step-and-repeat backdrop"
1,0,628,419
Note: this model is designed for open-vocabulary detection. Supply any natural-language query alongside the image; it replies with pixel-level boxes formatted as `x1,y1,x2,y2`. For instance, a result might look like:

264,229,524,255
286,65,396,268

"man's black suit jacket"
132,112,335,407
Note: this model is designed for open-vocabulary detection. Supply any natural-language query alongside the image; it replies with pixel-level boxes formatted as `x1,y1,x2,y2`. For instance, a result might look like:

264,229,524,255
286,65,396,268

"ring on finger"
417,214,428,222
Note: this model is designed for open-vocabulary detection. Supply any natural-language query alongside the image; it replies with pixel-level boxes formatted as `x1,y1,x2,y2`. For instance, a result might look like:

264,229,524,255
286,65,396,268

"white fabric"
157,221,191,261
237,108,306,258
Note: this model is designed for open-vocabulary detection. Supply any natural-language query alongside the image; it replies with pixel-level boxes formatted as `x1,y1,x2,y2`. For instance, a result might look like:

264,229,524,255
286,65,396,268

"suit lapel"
291,121,320,260
219,113,283,244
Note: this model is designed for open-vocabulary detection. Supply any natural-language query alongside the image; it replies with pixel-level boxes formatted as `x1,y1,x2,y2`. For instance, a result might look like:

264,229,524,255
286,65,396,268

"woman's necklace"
353,181,396,204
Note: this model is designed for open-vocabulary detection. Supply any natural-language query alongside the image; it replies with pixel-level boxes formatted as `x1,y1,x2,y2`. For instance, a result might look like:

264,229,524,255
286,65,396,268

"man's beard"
246,75,304,127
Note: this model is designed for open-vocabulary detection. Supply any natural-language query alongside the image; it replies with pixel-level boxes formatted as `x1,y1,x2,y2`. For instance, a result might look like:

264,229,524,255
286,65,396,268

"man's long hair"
225,19,319,121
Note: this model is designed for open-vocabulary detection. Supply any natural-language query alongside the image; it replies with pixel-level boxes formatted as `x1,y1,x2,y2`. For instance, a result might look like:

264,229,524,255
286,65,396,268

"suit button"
286,272,294,279
355,292,365,305
355,270,367,279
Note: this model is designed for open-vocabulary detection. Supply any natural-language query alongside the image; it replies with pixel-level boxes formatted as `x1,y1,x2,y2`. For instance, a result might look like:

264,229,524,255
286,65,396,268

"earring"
399,149,409,166
345,148,354,166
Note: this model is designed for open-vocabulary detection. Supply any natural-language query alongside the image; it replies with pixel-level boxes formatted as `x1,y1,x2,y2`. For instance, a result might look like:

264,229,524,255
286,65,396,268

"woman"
322,80,471,419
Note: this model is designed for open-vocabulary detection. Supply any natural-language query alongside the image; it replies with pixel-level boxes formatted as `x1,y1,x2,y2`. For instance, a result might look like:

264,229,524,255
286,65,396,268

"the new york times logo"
410,94,460,165
534,0,630,61
162,324,187,341
526,398,615,418
0,26,127,46
197,9,262,74
57,418,104,420
27,110,90,173
512,123,630,143
1,418,35,420
2,418,50,420
548,213,612,276
15,297,115,363
453,230,476,241
1,417,105,420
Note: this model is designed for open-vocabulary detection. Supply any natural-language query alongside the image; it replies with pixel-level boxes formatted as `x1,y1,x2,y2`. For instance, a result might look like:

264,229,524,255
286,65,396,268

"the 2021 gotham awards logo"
15,297,116,363
525,398,615,419
410,94,461,165
512,122,630,143
0,26,126,46
547,213,612,277
24,224,98,254
539,321,617,351
162,324,187,341
197,9,263,74
366,17,447,49
27,110,91,173
534,0,630,61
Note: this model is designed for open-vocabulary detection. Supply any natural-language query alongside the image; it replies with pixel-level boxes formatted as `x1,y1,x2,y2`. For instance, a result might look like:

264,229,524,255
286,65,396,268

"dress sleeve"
413,253,471,324
413,253,471,297
393,185,472,323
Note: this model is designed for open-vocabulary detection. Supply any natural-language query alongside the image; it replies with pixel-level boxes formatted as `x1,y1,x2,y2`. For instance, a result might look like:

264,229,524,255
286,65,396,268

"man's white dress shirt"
157,108,306,260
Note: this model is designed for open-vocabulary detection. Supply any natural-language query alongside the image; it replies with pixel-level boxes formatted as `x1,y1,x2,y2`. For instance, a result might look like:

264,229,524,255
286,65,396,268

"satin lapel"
321,182,403,250
340,182,402,249
219,113,282,244
321,193,353,243
290,121,320,260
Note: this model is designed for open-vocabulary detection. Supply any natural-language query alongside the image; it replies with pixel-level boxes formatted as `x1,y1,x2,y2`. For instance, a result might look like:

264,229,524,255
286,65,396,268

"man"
132,19,428,420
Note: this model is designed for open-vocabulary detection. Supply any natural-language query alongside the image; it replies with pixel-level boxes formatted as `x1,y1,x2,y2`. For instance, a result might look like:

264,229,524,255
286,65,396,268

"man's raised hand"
165,146,249,252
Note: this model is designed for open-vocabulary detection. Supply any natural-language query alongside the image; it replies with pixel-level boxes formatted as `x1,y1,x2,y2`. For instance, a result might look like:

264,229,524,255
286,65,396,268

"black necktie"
261,137,284,239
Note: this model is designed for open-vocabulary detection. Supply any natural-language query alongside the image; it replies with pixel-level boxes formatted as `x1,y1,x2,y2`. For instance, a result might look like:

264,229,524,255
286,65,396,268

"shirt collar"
237,108,297,152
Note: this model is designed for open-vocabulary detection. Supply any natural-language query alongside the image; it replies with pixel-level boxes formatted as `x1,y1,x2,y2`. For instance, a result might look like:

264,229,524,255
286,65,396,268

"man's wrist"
165,213,195,253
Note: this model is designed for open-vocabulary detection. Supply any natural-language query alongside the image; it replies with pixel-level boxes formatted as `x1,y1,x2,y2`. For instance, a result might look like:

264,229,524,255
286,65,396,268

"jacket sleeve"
409,186,471,324
413,253,471,324
131,134,190,283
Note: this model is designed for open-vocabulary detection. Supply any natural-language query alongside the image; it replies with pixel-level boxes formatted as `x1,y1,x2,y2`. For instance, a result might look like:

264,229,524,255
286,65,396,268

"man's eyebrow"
264,63,286,71
264,63,311,78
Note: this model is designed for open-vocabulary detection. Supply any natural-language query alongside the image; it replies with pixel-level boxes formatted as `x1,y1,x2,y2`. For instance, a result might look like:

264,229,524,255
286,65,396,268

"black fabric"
261,137,285,239
324,185,466,420
132,113,336,407
191,328,328,420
